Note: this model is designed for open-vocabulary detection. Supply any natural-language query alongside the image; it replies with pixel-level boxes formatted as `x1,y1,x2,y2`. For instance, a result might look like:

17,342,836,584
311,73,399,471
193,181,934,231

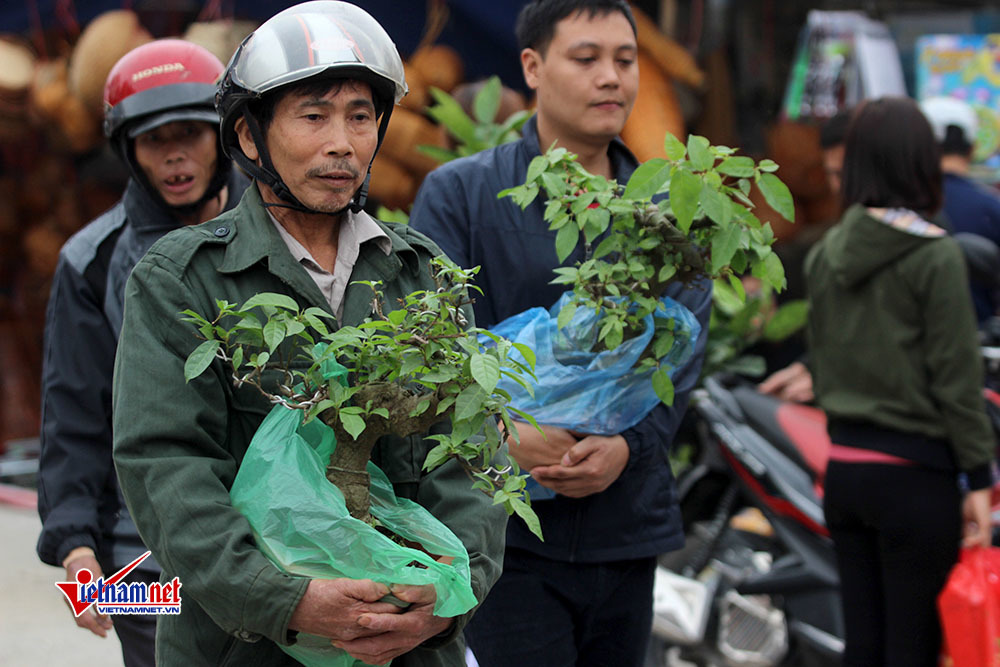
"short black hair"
940,124,974,158
840,97,942,216
820,108,852,149
515,0,637,55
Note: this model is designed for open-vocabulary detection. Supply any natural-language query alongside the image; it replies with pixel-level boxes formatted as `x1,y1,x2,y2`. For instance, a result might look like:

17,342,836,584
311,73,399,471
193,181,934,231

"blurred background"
2,0,1000,504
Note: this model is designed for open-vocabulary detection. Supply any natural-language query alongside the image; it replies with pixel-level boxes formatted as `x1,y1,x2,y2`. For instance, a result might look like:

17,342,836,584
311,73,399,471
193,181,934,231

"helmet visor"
127,109,220,138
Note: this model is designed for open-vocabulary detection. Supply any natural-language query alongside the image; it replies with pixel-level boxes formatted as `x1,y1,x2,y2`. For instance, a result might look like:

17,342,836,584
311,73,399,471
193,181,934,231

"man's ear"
521,48,542,91
234,116,260,163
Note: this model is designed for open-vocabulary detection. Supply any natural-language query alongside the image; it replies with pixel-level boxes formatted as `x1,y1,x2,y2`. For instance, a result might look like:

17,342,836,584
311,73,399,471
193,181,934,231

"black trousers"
466,548,656,667
823,461,961,667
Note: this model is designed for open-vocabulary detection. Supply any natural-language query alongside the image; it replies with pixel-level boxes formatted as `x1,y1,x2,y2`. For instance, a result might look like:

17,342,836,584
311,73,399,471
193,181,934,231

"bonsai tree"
499,132,795,406
181,257,542,539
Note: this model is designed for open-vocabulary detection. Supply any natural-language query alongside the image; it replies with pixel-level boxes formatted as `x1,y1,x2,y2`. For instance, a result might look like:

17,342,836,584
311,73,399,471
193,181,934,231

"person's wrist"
62,546,97,569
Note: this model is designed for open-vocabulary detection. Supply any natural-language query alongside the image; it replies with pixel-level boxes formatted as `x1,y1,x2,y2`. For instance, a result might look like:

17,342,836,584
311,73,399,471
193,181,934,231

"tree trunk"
321,383,446,524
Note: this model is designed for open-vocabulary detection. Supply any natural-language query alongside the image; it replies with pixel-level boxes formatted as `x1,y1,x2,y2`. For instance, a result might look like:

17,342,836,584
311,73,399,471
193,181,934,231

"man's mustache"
305,161,361,179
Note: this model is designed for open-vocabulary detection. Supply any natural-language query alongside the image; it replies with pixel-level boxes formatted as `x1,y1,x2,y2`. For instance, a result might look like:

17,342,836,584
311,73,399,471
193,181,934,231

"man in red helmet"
35,39,248,667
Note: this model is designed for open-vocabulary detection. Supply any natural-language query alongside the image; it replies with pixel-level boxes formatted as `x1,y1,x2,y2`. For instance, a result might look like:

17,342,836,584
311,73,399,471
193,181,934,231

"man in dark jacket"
112,4,506,666
409,1,711,665
36,39,247,667
921,95,1000,323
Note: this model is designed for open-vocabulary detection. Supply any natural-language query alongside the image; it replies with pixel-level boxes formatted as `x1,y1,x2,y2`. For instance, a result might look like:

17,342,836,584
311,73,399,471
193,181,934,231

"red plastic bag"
938,547,1000,667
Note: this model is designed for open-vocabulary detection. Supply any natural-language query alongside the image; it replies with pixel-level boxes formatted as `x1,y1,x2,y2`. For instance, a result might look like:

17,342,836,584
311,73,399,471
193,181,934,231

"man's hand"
63,554,114,638
962,488,992,549
529,434,630,498
758,361,814,403
506,422,579,471
288,579,406,642
332,583,453,665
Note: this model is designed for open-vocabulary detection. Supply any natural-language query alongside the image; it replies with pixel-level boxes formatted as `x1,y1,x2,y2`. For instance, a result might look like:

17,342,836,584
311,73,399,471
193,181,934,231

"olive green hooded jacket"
112,185,506,666
805,204,993,483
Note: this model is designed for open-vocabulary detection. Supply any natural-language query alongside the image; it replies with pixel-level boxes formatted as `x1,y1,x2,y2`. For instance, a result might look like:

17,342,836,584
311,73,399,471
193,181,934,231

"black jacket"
36,171,249,571
410,116,712,562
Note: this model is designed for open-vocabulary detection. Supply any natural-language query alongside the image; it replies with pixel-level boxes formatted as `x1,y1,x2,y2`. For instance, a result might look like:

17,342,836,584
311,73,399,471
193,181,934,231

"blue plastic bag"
487,292,700,436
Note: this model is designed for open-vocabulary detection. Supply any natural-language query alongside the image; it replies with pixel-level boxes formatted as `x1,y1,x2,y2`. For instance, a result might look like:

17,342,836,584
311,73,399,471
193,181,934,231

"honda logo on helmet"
132,63,187,82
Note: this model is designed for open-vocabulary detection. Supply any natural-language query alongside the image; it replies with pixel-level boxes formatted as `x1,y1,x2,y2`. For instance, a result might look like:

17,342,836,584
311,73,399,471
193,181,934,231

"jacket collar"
217,185,424,312
519,114,640,181
122,169,248,234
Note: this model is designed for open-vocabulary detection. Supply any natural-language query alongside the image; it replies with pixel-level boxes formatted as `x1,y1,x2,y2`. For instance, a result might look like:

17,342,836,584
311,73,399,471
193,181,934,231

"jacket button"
214,226,229,237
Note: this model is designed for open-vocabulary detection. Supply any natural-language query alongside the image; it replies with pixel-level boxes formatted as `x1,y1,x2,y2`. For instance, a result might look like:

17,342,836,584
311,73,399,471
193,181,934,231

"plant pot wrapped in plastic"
230,404,477,667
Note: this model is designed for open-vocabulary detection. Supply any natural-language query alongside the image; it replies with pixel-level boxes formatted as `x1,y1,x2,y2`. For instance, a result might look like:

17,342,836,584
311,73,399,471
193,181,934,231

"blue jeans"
466,548,656,667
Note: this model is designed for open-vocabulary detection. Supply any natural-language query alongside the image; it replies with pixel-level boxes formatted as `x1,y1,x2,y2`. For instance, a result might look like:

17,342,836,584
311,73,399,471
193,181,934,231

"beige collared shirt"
269,208,392,321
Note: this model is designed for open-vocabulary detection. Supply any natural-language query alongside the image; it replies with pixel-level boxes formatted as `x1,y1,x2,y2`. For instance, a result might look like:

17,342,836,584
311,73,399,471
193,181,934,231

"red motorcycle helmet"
103,39,231,211
104,39,223,152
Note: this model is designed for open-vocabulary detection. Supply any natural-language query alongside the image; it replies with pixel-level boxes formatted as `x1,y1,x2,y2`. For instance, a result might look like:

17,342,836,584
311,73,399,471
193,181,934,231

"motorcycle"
646,374,843,667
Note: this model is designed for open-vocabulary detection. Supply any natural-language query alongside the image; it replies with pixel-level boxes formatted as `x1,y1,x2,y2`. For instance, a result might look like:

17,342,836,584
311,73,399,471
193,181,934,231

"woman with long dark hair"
805,96,993,666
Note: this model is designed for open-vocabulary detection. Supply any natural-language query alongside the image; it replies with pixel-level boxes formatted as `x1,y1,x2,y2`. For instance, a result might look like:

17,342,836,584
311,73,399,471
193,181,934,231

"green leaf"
340,412,366,440
510,497,543,540
711,222,743,274
757,172,795,222
240,292,299,312
527,155,549,184
184,340,220,382
752,250,787,291
470,354,501,393
668,168,701,233
416,144,460,164
658,263,677,283
652,331,675,360
727,272,746,302
762,300,809,341
409,399,431,418
687,135,713,171
511,342,537,370
422,442,451,471
455,384,489,421
700,185,733,227
370,408,390,420
623,158,670,200
426,87,477,144
712,278,744,315
540,171,569,198
263,318,286,353
717,156,755,178
664,133,687,161
652,367,675,405
231,346,244,370
557,301,577,330
757,159,780,173
554,222,579,263
473,76,502,124
725,354,768,377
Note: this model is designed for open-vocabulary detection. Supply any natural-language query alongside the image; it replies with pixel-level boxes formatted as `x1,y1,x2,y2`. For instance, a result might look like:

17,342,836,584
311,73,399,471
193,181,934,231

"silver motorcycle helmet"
217,1,408,213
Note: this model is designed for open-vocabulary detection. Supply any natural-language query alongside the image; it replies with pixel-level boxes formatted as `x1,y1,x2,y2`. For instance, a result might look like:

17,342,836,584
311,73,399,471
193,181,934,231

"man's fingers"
388,584,436,605
76,609,111,637
561,438,599,467
339,578,392,603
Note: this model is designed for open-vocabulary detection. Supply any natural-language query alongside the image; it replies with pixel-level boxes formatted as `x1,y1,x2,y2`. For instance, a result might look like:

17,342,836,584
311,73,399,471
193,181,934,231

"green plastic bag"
230,399,477,667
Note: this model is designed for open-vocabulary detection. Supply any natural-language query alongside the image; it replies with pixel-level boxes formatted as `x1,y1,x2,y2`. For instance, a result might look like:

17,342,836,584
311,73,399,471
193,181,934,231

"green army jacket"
112,185,506,666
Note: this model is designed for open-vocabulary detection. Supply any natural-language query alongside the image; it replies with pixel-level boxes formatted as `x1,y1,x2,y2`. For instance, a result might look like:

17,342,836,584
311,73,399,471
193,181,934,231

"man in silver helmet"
111,3,505,666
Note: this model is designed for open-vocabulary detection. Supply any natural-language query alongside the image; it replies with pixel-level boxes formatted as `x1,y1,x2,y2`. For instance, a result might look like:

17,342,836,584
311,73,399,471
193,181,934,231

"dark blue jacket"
410,116,711,562
942,172,1000,322
36,171,248,572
